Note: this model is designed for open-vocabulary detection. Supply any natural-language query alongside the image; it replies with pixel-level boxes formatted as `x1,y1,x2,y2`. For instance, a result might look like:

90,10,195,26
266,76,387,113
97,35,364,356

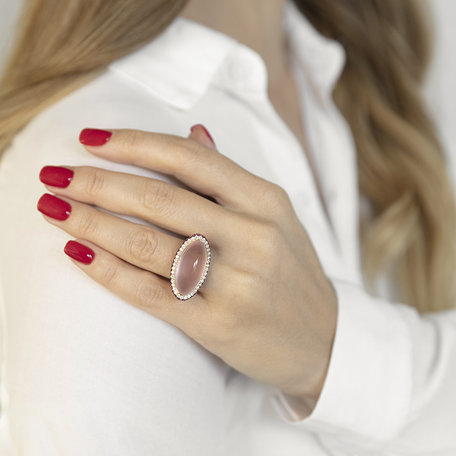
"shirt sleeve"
0,118,230,455
269,278,456,453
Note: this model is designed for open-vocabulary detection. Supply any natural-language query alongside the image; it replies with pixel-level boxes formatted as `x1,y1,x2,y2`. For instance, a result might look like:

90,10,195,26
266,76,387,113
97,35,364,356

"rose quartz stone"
175,240,207,296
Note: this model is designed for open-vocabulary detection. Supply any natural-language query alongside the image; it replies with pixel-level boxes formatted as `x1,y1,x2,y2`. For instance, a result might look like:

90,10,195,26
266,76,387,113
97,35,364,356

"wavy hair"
0,0,454,312
294,0,456,312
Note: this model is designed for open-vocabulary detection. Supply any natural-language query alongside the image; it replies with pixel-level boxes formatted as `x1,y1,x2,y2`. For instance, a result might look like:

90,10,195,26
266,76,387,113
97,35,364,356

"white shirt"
1,1,455,454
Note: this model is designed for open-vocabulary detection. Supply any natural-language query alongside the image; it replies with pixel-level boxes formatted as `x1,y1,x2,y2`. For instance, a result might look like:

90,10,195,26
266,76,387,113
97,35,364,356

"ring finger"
37,192,196,280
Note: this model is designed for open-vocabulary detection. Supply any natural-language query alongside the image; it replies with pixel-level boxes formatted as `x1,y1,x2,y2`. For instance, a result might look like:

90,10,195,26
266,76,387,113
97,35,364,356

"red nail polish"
79,128,112,146
64,240,95,264
39,166,74,188
191,124,215,146
37,193,71,220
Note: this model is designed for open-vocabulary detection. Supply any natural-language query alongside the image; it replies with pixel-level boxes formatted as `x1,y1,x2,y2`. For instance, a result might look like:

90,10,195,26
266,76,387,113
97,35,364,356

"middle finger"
39,165,236,248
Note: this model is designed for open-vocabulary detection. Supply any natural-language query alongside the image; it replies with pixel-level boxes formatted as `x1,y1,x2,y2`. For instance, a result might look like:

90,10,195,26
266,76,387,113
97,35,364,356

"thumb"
189,124,216,149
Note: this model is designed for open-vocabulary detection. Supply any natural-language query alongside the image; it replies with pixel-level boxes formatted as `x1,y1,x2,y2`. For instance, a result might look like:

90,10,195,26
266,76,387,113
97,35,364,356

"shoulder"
0,69,232,452
6,67,190,166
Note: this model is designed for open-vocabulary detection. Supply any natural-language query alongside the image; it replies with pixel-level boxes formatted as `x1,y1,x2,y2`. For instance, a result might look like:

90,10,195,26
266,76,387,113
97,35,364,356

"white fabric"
0,1,455,454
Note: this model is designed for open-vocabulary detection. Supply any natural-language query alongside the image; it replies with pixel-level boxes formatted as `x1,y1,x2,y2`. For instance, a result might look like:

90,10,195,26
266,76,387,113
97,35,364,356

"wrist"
283,276,337,400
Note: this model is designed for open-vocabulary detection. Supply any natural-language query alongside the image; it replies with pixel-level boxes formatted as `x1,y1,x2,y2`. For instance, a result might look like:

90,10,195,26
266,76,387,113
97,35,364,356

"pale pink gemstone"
175,240,207,296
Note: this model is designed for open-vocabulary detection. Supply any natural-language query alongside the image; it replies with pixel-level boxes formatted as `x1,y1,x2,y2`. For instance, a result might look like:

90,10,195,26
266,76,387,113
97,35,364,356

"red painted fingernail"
37,193,71,220
79,128,112,146
191,124,216,146
39,166,74,188
64,240,95,264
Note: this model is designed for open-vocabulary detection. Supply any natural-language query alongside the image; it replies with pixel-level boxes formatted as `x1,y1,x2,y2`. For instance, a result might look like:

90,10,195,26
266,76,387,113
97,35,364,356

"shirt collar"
109,0,346,110
109,16,237,110
283,0,346,99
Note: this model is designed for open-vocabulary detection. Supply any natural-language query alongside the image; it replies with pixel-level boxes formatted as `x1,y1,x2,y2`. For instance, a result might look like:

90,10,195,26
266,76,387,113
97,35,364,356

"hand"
37,125,338,402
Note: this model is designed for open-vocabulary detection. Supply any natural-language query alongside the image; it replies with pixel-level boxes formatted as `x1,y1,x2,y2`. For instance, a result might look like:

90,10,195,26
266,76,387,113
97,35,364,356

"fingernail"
37,193,71,220
190,124,216,146
64,240,95,264
39,166,74,188
79,128,112,146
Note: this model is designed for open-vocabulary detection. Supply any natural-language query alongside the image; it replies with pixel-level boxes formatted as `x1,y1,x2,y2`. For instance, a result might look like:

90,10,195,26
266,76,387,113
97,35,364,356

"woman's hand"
37,125,338,403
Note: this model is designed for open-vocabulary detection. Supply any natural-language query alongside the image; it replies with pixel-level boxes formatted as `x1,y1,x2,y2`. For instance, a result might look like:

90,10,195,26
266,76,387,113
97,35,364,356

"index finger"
78,127,272,209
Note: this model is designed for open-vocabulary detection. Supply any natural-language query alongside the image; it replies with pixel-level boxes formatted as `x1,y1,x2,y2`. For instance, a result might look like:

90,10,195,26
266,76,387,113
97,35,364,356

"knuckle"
127,228,158,264
179,136,202,156
100,262,119,288
77,210,98,238
84,167,105,196
141,180,177,218
251,219,282,258
136,277,164,310
231,268,264,309
176,138,208,169
237,268,262,295
261,182,291,215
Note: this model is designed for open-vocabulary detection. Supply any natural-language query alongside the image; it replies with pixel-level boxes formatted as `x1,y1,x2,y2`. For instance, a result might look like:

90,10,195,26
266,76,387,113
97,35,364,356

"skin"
38,126,338,412
37,1,340,415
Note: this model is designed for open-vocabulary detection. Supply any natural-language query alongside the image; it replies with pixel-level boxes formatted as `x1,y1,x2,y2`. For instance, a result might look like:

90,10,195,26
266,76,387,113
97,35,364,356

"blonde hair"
1,0,455,313
295,0,456,312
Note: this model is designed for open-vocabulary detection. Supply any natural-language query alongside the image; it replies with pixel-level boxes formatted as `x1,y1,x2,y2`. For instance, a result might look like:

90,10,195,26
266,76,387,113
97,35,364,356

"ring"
170,233,211,301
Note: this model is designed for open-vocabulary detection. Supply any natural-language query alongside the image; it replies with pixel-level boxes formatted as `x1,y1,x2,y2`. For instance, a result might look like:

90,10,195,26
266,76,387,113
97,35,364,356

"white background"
0,0,455,176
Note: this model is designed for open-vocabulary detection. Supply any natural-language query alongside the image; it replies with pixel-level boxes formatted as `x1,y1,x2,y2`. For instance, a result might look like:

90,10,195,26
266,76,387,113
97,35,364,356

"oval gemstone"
175,240,207,297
